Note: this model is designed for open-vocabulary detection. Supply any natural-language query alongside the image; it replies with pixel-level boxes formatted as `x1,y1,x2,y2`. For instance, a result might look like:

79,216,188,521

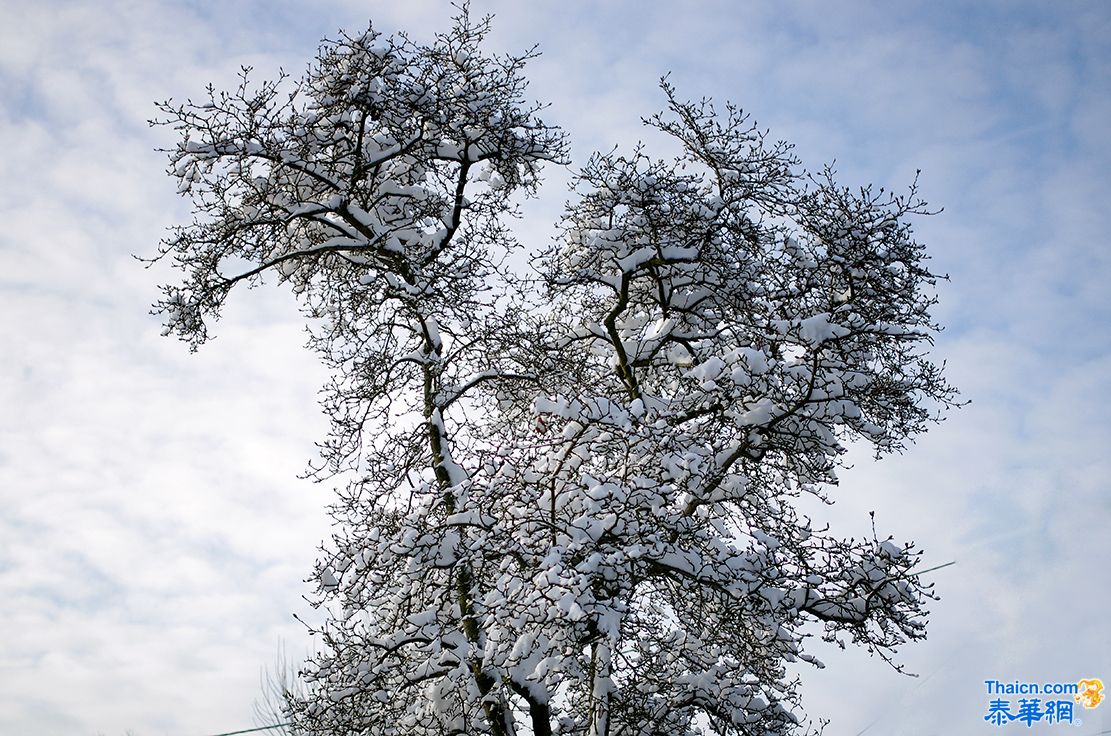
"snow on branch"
150,6,957,736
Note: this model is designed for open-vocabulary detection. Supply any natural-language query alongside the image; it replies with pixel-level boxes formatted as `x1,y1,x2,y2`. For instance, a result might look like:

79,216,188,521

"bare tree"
150,7,956,736
253,641,306,735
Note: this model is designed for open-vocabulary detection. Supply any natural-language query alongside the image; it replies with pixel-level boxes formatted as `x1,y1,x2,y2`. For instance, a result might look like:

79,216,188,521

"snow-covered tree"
150,8,956,736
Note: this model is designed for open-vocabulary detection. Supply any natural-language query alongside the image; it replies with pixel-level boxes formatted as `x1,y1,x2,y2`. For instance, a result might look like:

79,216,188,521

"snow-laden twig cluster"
150,7,957,736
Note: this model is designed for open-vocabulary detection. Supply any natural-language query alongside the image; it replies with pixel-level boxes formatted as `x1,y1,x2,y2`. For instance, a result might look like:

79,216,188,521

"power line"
205,724,291,736
912,560,957,576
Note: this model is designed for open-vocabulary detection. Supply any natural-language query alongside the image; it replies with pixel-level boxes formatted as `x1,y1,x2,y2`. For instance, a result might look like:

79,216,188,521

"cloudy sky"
1,1,1108,734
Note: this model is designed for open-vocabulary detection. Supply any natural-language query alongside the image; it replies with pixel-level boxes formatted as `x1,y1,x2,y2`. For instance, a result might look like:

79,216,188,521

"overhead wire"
204,724,291,736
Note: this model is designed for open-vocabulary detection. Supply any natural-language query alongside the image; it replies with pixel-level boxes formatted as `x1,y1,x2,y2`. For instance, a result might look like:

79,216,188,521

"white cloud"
2,1,1108,734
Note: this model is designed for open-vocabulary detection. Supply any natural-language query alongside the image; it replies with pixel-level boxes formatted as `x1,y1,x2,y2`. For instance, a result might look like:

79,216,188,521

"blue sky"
1,1,1108,734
